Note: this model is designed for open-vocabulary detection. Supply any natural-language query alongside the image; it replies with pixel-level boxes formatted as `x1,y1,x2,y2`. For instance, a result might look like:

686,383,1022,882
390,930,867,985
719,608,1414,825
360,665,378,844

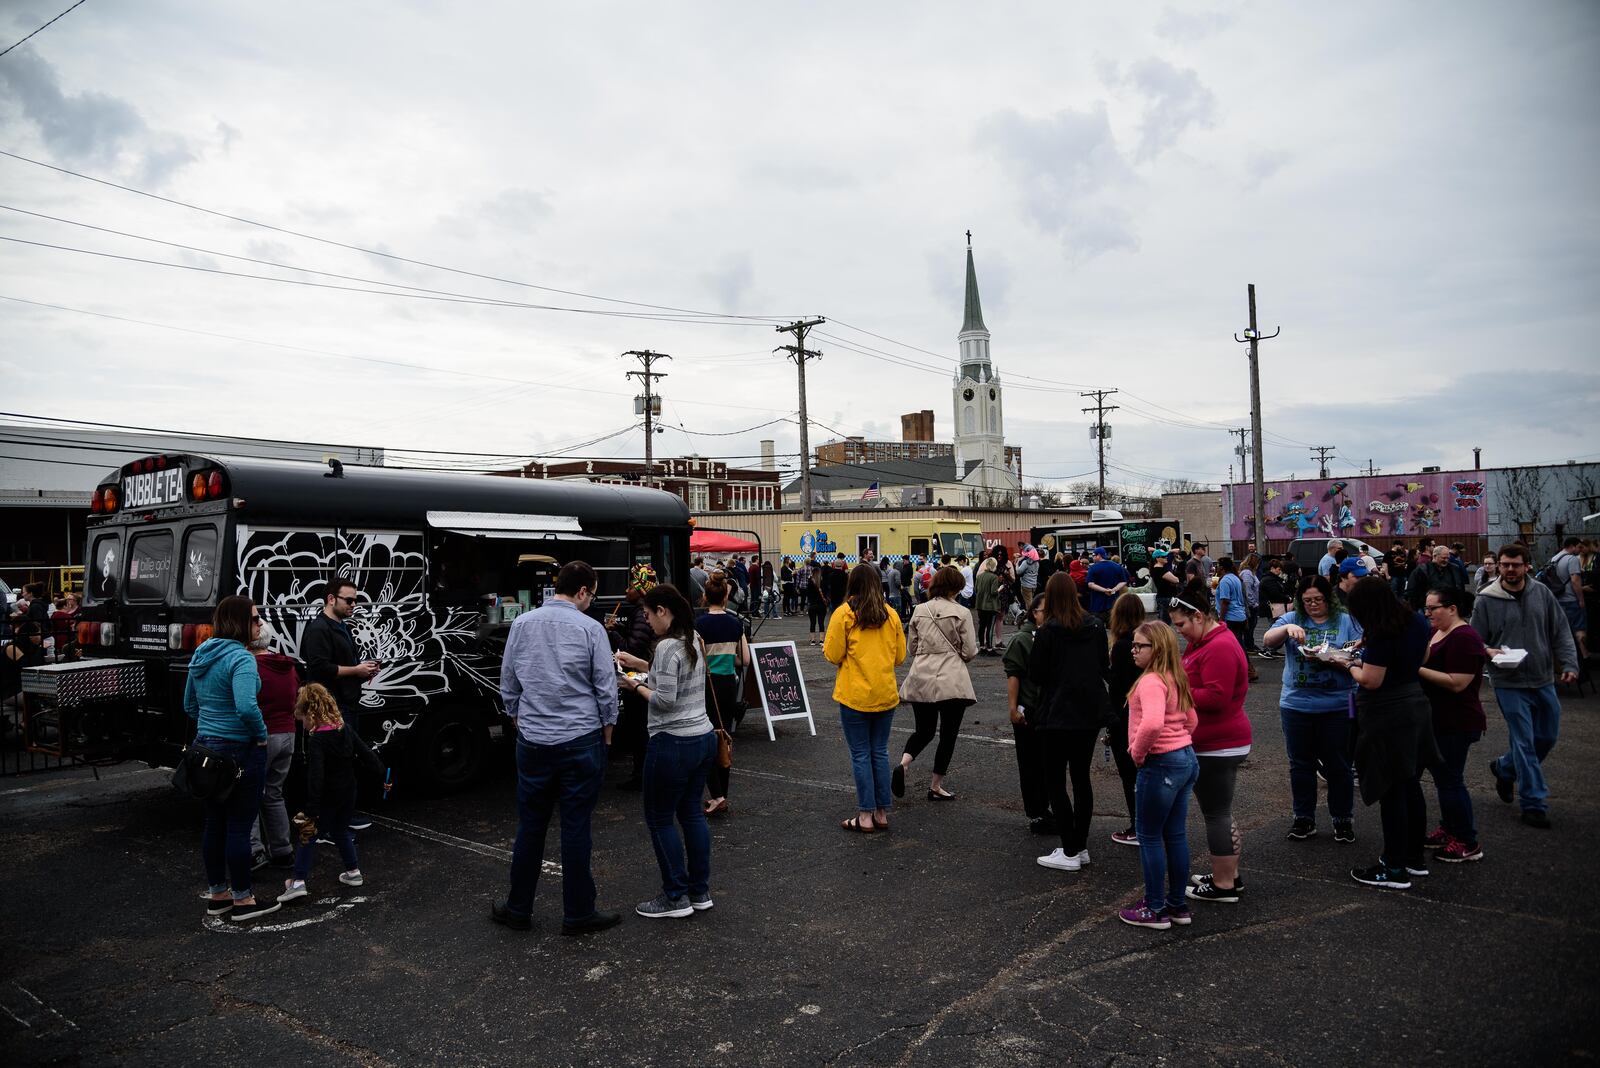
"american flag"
861,481,881,501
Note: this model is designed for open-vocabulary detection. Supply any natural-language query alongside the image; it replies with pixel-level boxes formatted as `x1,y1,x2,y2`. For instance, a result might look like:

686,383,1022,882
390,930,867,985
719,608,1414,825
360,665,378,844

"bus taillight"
207,471,224,498
101,486,119,513
191,473,208,501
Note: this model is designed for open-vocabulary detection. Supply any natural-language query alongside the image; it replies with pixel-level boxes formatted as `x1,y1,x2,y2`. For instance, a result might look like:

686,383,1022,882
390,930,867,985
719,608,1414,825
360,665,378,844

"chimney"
901,410,935,442
1473,446,1481,469
759,440,775,471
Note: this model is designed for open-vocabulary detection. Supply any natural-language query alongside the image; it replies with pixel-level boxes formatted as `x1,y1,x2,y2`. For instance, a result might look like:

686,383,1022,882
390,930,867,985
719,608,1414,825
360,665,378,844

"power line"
0,0,88,60
0,148,794,323
776,318,826,521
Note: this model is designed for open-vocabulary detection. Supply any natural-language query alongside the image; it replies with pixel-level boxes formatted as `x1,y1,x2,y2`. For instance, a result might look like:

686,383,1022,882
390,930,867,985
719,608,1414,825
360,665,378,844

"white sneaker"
339,870,363,886
1074,849,1091,866
1037,848,1082,872
280,880,309,903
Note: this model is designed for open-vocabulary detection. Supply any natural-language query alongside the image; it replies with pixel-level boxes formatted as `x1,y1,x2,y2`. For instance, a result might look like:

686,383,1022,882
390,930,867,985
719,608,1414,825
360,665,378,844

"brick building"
497,454,781,513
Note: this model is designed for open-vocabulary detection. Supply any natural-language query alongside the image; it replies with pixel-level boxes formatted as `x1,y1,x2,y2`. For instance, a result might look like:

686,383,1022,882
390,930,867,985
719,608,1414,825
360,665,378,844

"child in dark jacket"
281,684,363,902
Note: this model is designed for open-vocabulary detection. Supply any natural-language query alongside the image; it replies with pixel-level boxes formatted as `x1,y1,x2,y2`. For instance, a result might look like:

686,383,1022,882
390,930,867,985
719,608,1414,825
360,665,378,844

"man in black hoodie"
301,578,379,830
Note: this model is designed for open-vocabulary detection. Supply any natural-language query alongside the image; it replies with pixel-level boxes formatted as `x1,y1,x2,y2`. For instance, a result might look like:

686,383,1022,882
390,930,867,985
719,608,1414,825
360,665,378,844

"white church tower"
952,236,1012,500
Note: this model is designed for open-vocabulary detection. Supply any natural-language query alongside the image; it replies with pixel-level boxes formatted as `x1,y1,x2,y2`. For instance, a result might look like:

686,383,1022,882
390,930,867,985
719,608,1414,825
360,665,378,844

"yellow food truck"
779,518,984,564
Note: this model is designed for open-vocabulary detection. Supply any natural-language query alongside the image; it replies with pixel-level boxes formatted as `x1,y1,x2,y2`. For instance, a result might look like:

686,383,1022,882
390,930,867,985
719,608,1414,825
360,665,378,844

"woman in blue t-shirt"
1262,575,1362,843
1214,558,1259,683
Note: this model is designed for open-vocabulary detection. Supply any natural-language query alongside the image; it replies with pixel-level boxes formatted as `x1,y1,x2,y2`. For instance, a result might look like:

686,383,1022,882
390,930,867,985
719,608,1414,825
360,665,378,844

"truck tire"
407,706,490,794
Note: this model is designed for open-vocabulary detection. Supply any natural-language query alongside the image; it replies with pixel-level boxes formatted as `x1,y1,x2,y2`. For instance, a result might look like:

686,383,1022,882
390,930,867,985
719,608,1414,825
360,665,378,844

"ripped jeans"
1134,745,1199,914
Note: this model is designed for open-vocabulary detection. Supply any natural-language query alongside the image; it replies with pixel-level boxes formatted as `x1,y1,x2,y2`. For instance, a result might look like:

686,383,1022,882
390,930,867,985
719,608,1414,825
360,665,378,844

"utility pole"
1233,285,1279,548
1364,459,1380,477
1310,445,1336,479
776,318,825,521
622,350,670,489
1080,389,1119,509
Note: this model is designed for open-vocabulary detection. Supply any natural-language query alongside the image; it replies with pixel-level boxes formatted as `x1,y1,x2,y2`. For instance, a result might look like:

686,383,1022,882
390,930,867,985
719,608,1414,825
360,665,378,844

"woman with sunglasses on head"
1168,581,1252,904
1343,576,1440,890
1417,586,1488,864
1027,574,1110,873
1262,575,1361,843
185,596,279,922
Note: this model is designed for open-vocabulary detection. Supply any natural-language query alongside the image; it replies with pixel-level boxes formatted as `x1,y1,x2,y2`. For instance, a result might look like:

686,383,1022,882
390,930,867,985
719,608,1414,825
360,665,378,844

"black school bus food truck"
34,452,689,791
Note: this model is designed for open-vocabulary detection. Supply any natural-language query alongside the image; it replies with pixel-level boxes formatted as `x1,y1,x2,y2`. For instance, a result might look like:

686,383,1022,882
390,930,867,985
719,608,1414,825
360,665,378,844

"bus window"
179,526,220,601
938,532,983,559
909,537,930,560
126,530,175,601
87,533,122,602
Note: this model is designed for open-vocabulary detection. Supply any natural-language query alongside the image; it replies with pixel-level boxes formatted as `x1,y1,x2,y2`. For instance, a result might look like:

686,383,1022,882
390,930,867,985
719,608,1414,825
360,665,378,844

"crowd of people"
139,531,1592,932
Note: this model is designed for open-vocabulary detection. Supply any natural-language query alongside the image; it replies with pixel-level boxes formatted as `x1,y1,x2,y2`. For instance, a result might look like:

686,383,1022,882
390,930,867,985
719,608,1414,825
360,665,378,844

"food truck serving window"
126,531,175,601
87,533,122,602
179,526,220,601
939,532,983,558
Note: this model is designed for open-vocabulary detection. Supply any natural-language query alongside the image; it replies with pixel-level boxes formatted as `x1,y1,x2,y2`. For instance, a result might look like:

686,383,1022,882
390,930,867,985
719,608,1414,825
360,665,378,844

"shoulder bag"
170,741,242,802
702,652,733,770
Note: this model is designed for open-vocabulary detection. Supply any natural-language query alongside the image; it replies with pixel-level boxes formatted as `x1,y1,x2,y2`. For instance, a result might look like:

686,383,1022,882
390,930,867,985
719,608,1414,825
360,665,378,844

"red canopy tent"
690,529,760,554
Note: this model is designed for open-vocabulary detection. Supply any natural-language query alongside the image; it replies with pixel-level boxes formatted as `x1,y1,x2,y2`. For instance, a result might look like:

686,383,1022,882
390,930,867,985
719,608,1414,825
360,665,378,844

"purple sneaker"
1110,828,1139,846
1117,899,1172,930
1165,904,1193,926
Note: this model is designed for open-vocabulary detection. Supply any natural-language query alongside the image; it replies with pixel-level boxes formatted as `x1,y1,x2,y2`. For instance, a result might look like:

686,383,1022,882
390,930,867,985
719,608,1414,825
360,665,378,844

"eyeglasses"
251,616,263,625
1423,604,1448,613
333,594,358,604
1131,641,1154,650
1301,596,1326,605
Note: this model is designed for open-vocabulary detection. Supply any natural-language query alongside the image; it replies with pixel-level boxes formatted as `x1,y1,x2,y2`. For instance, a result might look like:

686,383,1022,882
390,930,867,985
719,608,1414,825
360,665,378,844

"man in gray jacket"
1472,542,1579,829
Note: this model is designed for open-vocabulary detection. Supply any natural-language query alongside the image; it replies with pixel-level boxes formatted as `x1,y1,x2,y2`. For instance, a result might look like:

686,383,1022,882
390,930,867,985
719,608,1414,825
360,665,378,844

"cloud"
743,159,858,192
976,103,1139,259
1155,7,1237,42
1120,57,1218,161
0,48,195,186
699,251,753,310
1244,149,1292,189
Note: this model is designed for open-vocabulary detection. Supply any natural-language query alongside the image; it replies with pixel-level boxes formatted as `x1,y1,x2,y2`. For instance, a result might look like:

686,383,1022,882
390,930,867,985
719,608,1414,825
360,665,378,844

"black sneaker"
490,901,532,931
891,763,906,799
1286,818,1317,840
1489,760,1514,804
348,815,373,831
204,897,234,917
562,910,623,936
250,851,270,871
229,897,283,922
1350,863,1410,890
1185,875,1241,903
1521,809,1552,829
1332,820,1356,844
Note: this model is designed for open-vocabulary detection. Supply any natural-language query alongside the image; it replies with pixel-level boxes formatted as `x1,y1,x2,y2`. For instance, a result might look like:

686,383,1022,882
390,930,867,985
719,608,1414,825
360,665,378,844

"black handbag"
170,742,242,802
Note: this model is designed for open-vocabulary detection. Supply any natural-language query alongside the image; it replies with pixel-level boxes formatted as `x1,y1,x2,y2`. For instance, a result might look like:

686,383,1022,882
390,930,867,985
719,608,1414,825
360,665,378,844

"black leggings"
902,700,967,776
1227,618,1256,654
1194,753,1246,856
705,673,740,799
1040,728,1099,855
1105,713,1138,824
1379,773,1427,871
807,599,825,632
977,610,997,648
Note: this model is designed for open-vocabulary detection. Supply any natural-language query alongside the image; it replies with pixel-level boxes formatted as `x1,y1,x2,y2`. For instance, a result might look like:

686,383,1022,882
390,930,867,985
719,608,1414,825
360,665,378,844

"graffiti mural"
236,525,499,746
1230,470,1488,542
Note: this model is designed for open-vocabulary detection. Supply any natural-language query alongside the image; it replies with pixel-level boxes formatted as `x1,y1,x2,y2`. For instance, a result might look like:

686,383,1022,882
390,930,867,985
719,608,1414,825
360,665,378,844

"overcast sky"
2,1,1597,493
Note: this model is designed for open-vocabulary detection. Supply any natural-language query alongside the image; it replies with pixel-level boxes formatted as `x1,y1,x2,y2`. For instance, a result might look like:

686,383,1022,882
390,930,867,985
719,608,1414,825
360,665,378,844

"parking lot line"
367,813,560,876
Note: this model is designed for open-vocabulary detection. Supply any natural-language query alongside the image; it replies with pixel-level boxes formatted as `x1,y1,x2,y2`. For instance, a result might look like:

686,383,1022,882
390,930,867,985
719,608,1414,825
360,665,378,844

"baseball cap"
1152,550,1169,558
1092,546,1110,558
1338,558,1369,577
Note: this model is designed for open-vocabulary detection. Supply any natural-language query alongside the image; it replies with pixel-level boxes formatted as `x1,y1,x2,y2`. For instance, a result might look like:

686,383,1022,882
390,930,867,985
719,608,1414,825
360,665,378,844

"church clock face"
962,387,975,401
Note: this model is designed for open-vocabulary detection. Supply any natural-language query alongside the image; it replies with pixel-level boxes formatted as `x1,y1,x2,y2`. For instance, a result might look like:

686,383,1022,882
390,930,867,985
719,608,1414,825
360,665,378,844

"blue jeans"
506,729,606,922
1280,708,1355,821
1135,746,1199,913
197,737,268,899
839,705,895,812
1429,729,1481,845
294,800,359,879
1491,685,1561,813
642,730,716,900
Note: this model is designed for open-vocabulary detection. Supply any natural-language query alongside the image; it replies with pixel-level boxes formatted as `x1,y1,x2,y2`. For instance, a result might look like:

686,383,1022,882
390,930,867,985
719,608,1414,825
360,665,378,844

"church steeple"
961,240,987,334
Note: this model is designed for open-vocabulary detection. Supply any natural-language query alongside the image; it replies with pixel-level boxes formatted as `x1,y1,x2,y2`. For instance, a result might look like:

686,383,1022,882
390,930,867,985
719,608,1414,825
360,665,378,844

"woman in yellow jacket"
825,563,907,833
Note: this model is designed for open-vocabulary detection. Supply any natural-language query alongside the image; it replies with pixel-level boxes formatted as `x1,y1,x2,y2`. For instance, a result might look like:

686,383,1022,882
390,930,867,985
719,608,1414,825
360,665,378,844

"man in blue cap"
1334,556,1368,607
1085,546,1130,620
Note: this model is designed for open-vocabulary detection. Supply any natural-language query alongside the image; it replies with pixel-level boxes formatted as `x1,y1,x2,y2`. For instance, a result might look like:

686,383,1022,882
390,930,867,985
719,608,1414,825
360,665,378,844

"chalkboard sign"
749,641,817,741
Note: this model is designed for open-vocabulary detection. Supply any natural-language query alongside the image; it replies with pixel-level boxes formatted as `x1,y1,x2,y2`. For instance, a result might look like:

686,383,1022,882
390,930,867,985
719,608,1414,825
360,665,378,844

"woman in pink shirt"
1118,622,1200,930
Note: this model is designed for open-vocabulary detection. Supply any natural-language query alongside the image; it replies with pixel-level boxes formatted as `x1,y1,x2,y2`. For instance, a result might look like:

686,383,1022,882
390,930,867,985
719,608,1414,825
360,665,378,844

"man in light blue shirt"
1318,539,1344,579
493,561,622,937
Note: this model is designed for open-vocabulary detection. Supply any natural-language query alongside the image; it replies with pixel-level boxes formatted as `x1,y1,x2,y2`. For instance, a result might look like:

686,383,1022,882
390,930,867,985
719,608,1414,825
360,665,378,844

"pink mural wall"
1228,470,1488,541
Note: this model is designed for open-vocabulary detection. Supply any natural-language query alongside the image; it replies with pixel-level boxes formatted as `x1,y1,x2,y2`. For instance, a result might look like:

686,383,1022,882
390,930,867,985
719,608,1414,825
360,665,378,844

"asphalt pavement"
3,614,1597,1066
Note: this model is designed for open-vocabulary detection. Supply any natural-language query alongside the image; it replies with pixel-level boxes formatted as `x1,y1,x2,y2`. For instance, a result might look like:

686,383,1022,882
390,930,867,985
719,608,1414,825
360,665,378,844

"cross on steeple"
965,229,971,247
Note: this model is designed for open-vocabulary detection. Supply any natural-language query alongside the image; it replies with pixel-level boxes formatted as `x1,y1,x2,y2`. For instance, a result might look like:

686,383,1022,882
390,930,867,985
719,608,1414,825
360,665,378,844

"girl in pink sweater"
1118,623,1200,930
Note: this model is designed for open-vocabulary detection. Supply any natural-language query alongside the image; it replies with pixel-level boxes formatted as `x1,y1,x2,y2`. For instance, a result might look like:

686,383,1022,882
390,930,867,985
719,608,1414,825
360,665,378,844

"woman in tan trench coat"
893,565,979,801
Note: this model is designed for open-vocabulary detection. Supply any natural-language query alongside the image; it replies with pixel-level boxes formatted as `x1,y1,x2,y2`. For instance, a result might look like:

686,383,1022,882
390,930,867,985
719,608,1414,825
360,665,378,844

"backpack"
1535,552,1569,596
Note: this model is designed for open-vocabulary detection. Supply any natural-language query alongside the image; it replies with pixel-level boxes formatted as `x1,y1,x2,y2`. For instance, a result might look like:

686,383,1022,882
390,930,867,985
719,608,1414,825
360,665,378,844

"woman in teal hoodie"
184,596,278,922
